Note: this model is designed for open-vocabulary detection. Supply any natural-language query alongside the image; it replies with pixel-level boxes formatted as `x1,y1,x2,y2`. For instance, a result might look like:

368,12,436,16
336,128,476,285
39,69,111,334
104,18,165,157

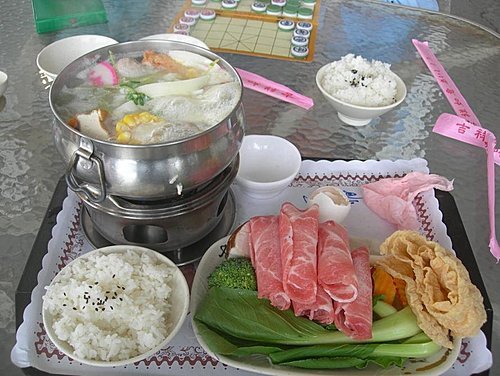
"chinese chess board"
168,0,321,62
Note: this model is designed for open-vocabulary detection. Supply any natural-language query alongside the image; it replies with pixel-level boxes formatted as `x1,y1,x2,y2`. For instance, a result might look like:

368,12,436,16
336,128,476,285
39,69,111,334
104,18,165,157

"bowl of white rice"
42,245,189,367
316,54,407,126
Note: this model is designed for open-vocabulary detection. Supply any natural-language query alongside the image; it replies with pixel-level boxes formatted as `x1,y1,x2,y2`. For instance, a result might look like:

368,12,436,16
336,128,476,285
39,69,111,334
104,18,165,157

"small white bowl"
140,33,209,49
0,71,7,96
236,135,302,199
36,35,118,79
42,245,189,367
316,64,407,126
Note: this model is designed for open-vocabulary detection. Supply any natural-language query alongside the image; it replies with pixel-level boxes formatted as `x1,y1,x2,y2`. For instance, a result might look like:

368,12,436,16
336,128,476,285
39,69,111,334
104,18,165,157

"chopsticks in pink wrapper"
413,39,500,261
236,68,314,110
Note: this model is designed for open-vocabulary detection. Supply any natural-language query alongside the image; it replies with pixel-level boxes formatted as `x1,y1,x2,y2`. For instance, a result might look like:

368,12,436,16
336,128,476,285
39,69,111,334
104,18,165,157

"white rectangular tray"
11,159,491,375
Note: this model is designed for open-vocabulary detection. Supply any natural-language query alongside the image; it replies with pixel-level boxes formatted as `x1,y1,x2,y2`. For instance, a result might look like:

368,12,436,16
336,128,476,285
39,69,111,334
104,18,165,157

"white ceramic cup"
236,135,302,199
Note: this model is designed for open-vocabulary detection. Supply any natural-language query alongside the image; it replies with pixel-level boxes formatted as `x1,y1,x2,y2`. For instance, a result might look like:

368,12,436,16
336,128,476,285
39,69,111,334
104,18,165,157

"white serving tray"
11,159,491,375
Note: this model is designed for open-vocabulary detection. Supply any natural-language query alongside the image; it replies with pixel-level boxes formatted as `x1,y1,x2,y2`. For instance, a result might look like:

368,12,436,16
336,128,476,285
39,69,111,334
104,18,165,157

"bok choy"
195,287,421,346
194,287,442,370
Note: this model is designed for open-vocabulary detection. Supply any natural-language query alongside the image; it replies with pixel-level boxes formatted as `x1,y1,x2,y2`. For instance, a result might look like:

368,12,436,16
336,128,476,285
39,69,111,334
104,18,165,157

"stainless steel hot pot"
49,40,244,202
79,156,239,252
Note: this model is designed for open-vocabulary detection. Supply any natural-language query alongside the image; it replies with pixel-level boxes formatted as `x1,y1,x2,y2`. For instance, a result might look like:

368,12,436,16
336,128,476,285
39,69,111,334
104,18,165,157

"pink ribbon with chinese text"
236,68,314,110
413,39,500,261
433,114,500,166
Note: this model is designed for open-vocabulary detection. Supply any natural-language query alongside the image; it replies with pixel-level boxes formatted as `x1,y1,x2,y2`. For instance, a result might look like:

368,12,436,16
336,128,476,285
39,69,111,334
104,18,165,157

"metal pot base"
81,190,236,266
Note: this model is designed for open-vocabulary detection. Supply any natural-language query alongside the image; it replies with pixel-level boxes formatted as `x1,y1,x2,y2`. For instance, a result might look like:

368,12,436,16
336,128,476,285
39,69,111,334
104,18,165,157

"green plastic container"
32,0,107,34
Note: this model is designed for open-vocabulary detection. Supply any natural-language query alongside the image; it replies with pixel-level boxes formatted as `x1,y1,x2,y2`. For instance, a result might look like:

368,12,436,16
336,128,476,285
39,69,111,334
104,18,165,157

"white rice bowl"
42,245,189,366
320,54,398,107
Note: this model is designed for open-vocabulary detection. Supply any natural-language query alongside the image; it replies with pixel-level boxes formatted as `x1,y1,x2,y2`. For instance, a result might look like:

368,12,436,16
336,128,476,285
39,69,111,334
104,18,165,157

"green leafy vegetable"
108,50,116,67
402,332,433,344
194,288,441,371
208,58,220,71
208,258,257,291
196,321,283,357
282,357,369,369
195,288,332,345
279,356,406,370
373,299,398,318
195,287,422,346
323,323,337,331
372,294,386,308
120,80,150,106
121,80,141,89
196,319,440,370
269,340,441,364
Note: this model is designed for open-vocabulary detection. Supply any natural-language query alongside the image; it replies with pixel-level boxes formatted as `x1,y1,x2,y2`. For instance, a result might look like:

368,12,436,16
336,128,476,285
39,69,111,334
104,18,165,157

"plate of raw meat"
190,158,489,375
190,235,461,376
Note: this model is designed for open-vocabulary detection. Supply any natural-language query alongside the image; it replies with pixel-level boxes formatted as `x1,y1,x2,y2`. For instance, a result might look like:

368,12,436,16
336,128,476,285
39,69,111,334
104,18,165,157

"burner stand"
81,190,236,266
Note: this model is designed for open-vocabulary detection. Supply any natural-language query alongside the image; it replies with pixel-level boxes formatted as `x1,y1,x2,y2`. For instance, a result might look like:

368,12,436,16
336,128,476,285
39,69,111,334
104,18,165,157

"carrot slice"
394,278,408,308
372,265,396,305
67,117,79,129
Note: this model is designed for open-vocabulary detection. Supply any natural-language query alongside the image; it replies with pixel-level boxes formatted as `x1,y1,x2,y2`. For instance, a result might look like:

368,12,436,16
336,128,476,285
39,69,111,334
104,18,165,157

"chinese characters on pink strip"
434,114,500,165
413,40,500,261
236,68,314,110
413,40,481,127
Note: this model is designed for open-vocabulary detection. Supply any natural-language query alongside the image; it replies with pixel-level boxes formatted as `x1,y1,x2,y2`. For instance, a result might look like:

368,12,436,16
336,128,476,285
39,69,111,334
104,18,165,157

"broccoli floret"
208,257,257,291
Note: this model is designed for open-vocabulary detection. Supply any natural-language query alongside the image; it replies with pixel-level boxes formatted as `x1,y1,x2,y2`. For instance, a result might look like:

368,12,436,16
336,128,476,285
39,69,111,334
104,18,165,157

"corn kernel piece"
116,131,132,143
115,121,130,132
139,112,152,123
122,114,137,126
115,112,164,143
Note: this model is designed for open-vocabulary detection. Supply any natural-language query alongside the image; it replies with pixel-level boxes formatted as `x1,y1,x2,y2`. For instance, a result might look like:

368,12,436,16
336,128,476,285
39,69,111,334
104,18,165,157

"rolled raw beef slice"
318,221,359,303
333,246,373,340
249,216,291,310
280,203,319,305
292,285,335,325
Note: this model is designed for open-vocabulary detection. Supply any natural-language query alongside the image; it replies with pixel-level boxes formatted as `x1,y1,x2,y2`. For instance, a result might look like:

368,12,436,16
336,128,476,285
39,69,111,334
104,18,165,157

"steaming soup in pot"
53,49,241,145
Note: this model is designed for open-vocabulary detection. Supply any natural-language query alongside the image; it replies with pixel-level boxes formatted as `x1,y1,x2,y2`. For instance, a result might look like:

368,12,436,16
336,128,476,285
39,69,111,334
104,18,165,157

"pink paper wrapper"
361,171,454,230
236,68,314,110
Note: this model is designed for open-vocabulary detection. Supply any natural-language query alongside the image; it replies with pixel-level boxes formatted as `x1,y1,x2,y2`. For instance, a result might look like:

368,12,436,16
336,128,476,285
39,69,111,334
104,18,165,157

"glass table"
1,0,498,375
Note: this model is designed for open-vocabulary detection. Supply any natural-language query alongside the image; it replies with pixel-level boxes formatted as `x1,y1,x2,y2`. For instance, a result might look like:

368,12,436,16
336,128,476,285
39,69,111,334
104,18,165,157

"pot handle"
65,147,107,203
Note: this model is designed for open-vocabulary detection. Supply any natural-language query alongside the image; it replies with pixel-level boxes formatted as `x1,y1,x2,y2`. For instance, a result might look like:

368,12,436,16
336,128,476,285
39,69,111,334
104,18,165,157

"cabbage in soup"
54,49,241,145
